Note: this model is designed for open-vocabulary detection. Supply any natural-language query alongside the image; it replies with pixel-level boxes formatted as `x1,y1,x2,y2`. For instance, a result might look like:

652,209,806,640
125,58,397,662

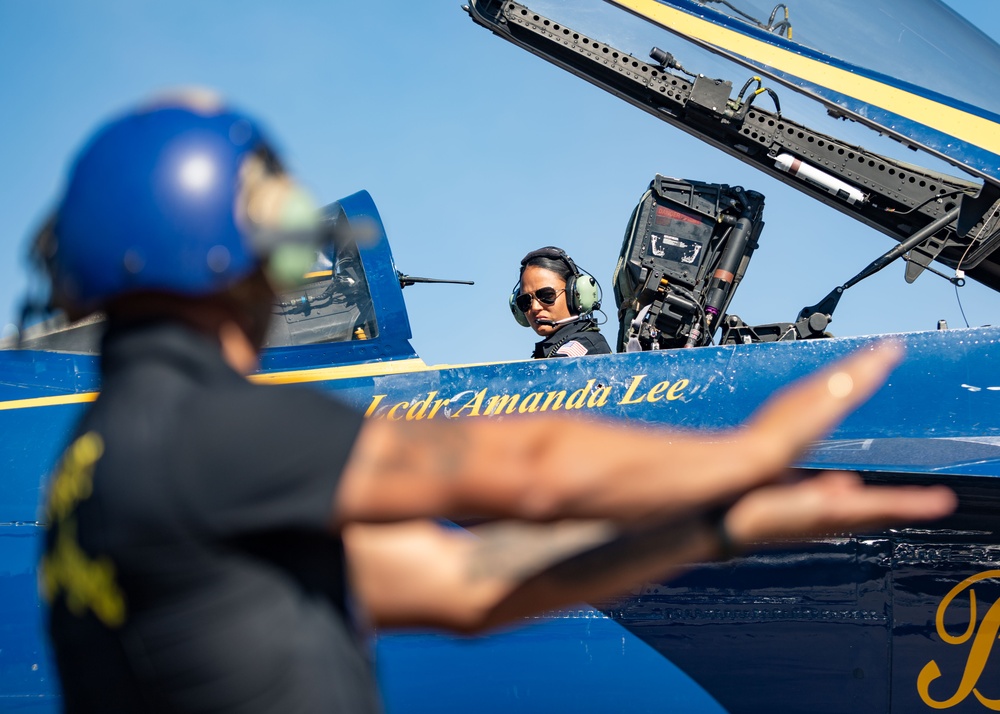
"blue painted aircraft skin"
6,1,1000,712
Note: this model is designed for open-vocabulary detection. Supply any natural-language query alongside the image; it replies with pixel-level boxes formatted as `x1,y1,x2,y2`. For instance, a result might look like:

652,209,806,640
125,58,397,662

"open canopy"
610,0,1000,184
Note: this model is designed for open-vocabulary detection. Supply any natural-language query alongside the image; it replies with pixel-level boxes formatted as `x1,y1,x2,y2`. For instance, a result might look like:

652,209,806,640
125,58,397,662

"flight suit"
533,319,612,359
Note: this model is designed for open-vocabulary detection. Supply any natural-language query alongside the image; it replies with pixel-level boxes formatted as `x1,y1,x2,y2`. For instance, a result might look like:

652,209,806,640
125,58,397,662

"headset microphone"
534,315,583,327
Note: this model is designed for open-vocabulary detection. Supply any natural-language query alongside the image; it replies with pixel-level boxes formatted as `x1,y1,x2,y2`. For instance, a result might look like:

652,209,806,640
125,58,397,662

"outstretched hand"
717,341,957,545
724,470,957,549
688,342,932,507
742,341,907,472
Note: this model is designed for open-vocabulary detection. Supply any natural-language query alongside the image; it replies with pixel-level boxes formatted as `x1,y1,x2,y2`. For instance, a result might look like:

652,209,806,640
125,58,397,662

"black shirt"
41,322,376,714
532,319,611,359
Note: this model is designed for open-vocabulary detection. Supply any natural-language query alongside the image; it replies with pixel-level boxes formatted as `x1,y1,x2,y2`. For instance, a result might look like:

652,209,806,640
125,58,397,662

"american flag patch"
555,341,588,357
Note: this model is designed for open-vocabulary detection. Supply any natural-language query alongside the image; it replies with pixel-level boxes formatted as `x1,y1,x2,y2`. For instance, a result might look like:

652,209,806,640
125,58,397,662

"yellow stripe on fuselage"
610,0,1000,156
250,356,520,384
0,391,99,411
0,356,520,411
249,357,434,385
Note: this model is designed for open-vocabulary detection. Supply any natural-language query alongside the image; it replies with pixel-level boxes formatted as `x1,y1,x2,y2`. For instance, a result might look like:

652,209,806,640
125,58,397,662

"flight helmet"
33,91,322,318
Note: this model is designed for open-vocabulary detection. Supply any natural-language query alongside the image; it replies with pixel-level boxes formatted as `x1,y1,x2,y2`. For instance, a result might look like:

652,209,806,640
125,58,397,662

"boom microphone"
535,315,583,327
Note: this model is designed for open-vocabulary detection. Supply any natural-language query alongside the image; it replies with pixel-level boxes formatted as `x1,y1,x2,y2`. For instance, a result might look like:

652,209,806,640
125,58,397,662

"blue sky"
1,0,998,366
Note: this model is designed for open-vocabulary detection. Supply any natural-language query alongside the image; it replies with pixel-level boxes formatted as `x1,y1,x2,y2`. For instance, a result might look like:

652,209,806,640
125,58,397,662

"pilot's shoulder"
554,340,590,358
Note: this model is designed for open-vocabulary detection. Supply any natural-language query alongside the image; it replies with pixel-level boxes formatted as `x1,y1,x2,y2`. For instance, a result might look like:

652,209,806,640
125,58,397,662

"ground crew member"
511,246,612,357
36,92,955,713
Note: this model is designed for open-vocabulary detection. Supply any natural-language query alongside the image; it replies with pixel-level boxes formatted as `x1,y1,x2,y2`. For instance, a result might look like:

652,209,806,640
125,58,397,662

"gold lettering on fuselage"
618,375,688,405
518,392,544,414
361,374,690,420
40,431,126,628
364,394,388,417
917,570,1000,709
484,393,520,415
451,388,489,418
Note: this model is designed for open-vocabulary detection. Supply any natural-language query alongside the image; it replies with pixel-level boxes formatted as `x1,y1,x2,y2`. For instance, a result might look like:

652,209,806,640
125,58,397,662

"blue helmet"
36,93,321,316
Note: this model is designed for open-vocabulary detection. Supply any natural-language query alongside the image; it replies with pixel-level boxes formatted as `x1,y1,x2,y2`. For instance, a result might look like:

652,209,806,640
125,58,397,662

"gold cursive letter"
917,570,1000,709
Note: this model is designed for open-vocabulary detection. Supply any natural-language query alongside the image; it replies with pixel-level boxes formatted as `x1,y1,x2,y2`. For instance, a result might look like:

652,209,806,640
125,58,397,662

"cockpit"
265,240,379,348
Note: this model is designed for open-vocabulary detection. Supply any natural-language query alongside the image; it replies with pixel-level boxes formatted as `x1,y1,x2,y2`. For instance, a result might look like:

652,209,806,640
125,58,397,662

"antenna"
397,272,475,289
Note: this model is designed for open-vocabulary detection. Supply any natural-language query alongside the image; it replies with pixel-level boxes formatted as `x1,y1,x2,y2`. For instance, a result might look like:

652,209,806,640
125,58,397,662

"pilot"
35,92,955,713
512,246,612,358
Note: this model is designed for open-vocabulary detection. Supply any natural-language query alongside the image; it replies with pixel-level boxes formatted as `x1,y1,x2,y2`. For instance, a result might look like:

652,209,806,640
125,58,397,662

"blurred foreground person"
35,93,956,713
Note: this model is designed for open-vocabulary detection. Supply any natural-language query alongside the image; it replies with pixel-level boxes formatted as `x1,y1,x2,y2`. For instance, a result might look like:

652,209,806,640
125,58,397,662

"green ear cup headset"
509,246,601,328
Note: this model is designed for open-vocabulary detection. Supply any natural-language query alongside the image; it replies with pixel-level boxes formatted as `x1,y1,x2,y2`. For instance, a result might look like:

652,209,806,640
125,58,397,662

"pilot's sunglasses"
515,287,564,312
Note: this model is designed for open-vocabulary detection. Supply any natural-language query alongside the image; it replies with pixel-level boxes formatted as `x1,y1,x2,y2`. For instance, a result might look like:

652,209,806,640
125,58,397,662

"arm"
345,470,954,633
343,517,708,633
335,343,928,526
